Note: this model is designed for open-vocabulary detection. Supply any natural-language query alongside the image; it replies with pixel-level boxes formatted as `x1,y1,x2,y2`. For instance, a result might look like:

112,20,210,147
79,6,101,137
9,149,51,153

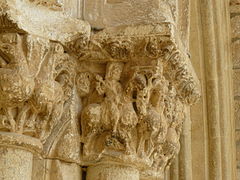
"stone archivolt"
0,0,200,180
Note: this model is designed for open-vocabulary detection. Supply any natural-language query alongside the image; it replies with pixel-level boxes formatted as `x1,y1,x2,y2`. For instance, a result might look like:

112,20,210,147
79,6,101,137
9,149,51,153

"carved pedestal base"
87,164,140,180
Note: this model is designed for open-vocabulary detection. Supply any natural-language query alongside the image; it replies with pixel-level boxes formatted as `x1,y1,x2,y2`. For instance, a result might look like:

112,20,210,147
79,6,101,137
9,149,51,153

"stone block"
236,130,240,168
233,69,240,97
235,100,240,130
0,147,33,180
231,15,240,39
50,160,82,180
232,40,240,68
231,0,240,5
63,0,82,18
87,164,139,180
84,0,175,29
237,168,240,180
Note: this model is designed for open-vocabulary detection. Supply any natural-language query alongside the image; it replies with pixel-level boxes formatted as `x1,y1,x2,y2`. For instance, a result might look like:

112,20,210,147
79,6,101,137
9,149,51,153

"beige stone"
233,69,240,98
49,160,82,180
84,0,175,29
87,164,139,180
236,130,240,168
231,2,240,180
0,147,33,180
232,39,240,68
0,0,238,180
235,100,240,130
231,15,240,39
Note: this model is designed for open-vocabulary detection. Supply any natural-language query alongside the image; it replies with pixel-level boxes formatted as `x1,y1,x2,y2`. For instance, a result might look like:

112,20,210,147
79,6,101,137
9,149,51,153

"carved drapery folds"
0,0,200,180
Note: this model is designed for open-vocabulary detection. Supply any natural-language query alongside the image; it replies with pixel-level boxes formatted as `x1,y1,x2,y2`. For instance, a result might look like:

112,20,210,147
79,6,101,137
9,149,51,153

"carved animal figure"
30,44,65,140
0,33,35,108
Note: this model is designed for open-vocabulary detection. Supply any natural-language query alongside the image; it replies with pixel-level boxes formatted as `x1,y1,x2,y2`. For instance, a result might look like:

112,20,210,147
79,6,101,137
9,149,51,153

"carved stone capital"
0,1,89,160
76,32,200,177
71,23,200,105
0,1,201,179
66,16,200,178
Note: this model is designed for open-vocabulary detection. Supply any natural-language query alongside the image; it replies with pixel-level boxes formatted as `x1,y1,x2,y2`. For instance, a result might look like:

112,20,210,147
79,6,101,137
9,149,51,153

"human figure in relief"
80,62,124,156
96,62,123,133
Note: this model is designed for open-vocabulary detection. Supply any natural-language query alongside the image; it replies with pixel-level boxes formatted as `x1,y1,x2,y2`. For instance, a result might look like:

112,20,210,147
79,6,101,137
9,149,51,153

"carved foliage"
71,32,200,104
28,0,64,10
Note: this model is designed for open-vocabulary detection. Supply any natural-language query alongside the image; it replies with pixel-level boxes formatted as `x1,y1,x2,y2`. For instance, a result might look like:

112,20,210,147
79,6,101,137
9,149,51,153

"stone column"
87,164,139,180
0,132,42,180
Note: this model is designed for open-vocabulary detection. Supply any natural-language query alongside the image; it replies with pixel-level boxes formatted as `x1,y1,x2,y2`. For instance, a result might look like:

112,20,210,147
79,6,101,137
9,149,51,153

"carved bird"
0,38,35,108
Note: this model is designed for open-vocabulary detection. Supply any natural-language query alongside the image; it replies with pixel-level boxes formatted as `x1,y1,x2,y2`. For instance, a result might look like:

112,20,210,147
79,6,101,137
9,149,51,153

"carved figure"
30,43,66,140
80,62,124,154
130,66,168,158
0,33,70,141
95,62,124,132
76,72,92,97
105,40,132,59
0,33,35,108
0,33,38,132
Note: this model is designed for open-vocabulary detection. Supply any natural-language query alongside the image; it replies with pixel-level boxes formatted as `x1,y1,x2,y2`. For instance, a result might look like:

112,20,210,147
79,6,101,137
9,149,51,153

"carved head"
105,62,124,81
76,72,92,97
105,40,132,59
0,33,23,67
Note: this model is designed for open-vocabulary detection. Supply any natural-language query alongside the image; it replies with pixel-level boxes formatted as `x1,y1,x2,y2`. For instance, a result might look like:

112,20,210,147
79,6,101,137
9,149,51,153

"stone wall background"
230,1,240,179
63,0,82,18
166,0,237,179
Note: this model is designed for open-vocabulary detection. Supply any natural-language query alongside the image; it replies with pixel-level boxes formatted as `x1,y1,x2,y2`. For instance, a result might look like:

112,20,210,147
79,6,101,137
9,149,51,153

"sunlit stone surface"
0,0,238,180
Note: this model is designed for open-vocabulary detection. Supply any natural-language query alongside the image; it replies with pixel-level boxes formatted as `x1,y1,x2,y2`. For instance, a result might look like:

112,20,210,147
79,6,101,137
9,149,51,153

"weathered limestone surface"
87,164,140,180
231,1,240,179
167,0,237,180
0,0,237,180
0,147,33,180
0,132,42,180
